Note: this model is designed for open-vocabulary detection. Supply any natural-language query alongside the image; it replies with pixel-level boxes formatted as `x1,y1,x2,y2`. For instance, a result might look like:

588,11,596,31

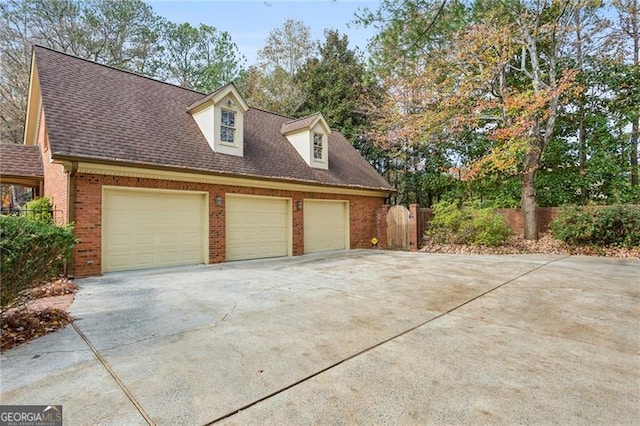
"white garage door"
226,195,290,261
304,200,349,253
102,188,207,273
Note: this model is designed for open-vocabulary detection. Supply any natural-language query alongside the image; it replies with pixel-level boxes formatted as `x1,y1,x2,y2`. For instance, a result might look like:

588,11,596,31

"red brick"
69,173,386,277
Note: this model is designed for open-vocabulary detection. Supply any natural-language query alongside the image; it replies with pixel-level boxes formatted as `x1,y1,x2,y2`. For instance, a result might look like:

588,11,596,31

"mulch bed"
420,233,640,258
1,279,78,352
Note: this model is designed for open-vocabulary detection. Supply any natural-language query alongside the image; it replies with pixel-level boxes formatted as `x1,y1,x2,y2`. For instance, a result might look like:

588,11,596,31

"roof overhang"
23,49,42,146
50,155,394,197
0,175,43,188
281,113,332,136
187,83,249,114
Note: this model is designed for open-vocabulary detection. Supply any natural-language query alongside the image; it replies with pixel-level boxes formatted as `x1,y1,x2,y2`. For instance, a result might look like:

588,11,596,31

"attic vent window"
313,133,323,160
221,109,236,143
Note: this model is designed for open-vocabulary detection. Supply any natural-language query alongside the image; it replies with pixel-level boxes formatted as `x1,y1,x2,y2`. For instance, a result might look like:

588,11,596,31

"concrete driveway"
1,251,638,425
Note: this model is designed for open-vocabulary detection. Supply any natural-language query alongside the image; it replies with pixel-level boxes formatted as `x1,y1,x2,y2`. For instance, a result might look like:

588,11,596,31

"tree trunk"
632,0,639,186
522,140,543,241
521,166,538,240
632,118,639,186
575,9,587,178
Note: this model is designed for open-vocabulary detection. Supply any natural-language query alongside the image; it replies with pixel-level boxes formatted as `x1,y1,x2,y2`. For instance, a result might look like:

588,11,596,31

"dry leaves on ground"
1,278,77,352
420,233,640,258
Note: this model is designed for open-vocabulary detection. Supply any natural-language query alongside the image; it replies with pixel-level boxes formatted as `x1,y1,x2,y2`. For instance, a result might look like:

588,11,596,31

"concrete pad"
223,254,640,425
0,326,146,425
1,250,637,425
224,313,638,425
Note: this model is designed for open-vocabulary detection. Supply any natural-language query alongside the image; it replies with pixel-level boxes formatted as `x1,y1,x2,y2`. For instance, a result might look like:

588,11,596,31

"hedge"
426,200,512,247
0,215,76,307
551,204,640,248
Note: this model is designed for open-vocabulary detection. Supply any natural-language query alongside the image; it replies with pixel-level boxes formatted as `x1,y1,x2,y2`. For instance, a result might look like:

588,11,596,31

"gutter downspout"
67,161,78,277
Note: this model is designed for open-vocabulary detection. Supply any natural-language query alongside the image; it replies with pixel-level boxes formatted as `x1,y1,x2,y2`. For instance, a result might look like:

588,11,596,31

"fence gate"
386,205,410,250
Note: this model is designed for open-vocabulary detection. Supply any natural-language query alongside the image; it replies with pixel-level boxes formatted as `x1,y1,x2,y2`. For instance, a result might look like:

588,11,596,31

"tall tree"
296,30,376,140
240,20,314,115
0,0,31,144
158,22,245,92
80,0,163,74
0,0,246,145
258,19,313,78
364,0,589,239
610,0,639,186
0,0,164,144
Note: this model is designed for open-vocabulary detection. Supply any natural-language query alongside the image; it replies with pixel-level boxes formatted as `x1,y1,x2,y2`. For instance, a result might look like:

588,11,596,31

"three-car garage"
101,188,350,273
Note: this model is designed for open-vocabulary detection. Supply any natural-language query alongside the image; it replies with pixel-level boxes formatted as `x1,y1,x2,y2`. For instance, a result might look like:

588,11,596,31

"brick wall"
375,205,390,250
72,173,387,277
38,110,68,223
495,208,561,235
408,204,432,251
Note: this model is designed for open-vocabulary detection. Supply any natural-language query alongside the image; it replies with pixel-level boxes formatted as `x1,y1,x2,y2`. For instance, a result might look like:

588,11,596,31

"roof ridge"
247,106,295,120
283,112,321,124
32,44,207,96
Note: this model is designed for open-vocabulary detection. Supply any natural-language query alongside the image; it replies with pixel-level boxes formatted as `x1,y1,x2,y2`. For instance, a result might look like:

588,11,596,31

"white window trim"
220,108,237,146
313,132,325,162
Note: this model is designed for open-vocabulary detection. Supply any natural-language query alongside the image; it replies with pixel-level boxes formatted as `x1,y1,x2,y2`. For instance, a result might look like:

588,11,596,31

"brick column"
375,205,390,249
409,204,419,252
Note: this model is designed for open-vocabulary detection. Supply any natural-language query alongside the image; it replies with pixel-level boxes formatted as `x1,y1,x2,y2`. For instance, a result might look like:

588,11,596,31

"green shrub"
23,196,53,224
426,200,512,247
551,204,640,248
0,215,76,307
470,209,513,246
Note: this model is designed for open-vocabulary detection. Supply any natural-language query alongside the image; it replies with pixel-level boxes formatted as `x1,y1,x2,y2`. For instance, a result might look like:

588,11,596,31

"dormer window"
188,83,249,158
313,133,323,160
221,109,236,143
281,113,331,170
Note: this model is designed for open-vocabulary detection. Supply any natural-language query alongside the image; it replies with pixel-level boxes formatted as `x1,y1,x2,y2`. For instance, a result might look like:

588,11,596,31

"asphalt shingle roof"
0,144,43,177
34,46,393,192
281,113,322,134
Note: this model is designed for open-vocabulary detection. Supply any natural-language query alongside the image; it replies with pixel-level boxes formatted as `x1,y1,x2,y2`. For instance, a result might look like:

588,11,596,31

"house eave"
0,174,44,187
50,154,395,196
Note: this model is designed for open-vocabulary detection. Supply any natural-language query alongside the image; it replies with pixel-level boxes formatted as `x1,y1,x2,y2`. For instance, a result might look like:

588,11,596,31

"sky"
147,0,382,65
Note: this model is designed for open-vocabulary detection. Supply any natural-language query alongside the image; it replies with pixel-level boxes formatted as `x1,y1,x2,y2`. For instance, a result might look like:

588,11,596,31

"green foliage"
426,200,512,246
0,216,76,307
237,19,313,116
463,173,521,208
0,0,241,143
295,30,382,142
471,208,513,247
158,22,245,92
23,196,53,224
551,204,640,248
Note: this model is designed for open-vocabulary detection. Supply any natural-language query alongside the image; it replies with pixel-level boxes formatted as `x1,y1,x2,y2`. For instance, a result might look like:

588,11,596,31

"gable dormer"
281,113,331,170
188,83,249,157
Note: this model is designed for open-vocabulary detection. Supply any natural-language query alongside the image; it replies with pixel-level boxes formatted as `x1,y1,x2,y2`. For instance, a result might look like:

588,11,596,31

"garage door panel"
226,196,289,261
103,189,207,272
159,251,178,263
304,200,348,254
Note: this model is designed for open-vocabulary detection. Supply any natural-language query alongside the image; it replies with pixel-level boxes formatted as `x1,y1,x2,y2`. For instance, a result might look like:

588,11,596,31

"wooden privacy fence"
386,205,410,250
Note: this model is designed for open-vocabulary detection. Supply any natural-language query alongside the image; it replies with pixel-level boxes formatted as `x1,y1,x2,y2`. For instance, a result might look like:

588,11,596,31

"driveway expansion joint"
71,322,156,425
203,255,572,425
